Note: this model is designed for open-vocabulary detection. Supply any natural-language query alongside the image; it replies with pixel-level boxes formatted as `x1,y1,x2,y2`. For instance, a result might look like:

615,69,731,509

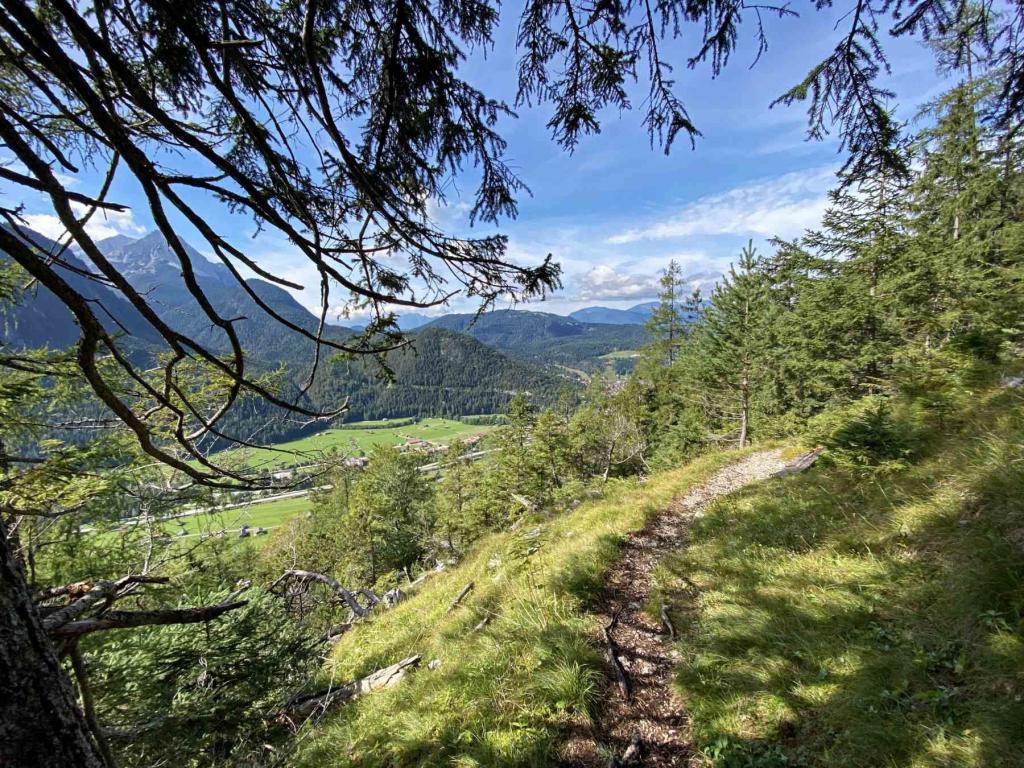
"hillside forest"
2,2,1024,768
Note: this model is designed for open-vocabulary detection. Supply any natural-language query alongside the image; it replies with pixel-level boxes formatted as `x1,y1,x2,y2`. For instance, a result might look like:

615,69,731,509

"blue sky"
6,4,953,320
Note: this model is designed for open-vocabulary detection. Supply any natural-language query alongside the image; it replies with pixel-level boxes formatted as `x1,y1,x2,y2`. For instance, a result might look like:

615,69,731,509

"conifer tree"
801,160,909,393
645,260,688,366
691,242,772,447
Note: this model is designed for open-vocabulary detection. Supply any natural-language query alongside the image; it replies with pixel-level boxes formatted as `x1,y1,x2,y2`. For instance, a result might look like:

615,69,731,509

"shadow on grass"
665,409,1024,768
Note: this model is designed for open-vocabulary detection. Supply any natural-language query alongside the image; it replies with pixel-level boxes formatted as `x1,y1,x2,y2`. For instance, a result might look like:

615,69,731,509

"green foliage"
87,589,320,768
668,385,1024,767
425,310,648,370
808,396,917,473
344,446,435,585
290,452,741,768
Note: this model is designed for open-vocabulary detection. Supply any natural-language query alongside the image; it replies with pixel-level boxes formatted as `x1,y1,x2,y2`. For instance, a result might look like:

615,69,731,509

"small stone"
427,659,442,670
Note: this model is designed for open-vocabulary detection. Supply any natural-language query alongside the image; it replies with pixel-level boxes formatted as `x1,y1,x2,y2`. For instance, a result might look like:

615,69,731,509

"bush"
809,396,916,472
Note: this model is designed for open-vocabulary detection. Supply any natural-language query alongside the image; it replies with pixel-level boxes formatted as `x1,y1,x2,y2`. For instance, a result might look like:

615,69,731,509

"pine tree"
645,260,689,366
691,242,772,447
801,159,909,393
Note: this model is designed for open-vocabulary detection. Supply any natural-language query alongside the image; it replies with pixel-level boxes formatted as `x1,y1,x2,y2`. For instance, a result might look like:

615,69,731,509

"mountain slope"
568,302,656,325
0,227,160,350
222,326,566,446
425,309,648,368
2,228,568,446
290,451,744,767
95,232,357,362
304,326,567,423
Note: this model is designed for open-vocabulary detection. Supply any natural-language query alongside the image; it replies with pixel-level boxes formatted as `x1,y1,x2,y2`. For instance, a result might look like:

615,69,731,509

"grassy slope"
217,418,492,469
294,450,753,768
663,387,1024,767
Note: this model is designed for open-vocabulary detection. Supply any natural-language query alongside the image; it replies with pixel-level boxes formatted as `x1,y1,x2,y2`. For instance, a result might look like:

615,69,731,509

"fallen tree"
280,655,422,727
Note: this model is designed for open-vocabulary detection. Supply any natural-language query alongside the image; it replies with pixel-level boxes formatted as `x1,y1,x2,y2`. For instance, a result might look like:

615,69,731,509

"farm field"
215,418,494,470
167,494,314,537
599,349,641,359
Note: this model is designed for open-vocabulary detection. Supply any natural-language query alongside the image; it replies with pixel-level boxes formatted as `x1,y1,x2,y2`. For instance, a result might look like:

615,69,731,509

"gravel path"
563,449,788,767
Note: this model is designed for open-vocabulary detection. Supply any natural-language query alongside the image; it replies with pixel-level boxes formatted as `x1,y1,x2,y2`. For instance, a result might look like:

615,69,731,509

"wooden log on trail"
772,446,826,478
660,603,676,641
602,613,631,700
447,582,474,613
281,655,421,725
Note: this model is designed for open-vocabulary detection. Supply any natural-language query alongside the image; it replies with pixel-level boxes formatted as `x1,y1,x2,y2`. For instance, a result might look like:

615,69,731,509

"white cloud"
577,265,661,301
608,165,836,244
21,203,147,243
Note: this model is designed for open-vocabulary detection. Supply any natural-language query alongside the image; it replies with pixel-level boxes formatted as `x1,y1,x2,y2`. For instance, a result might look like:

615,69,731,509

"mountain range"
425,310,649,368
0,228,661,443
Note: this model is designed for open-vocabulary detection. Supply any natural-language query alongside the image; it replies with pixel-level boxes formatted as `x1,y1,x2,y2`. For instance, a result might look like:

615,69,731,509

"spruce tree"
691,242,772,447
645,260,688,366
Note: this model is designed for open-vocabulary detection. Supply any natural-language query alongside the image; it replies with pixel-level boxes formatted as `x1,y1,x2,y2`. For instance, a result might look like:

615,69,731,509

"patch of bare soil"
562,450,788,767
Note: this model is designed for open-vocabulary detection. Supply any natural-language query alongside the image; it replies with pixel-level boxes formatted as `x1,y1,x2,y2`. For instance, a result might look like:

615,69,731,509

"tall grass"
292,451,744,767
665,387,1024,767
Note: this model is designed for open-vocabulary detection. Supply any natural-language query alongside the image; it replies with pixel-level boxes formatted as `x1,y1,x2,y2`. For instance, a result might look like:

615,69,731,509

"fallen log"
602,613,631,700
49,602,248,639
282,655,422,725
320,622,353,643
42,575,171,632
447,582,474,613
772,446,826,478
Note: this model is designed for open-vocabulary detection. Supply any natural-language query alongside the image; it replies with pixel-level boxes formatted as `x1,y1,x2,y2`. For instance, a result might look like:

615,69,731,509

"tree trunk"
0,516,104,768
738,371,750,449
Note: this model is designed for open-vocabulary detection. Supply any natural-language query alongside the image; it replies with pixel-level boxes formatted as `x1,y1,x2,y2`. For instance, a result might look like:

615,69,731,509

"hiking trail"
564,449,789,767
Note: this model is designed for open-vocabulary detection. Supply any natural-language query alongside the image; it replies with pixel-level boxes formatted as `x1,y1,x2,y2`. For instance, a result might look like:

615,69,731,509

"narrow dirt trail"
563,449,788,767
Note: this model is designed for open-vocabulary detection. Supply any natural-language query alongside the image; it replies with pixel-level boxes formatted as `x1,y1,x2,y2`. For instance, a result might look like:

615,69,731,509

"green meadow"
215,418,494,470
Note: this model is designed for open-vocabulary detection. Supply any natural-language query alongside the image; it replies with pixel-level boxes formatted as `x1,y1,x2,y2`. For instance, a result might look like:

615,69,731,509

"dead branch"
268,570,369,618
660,603,676,641
49,602,247,639
446,582,474,614
41,575,170,632
602,612,631,700
281,655,421,726
357,588,381,608
773,446,826,478
608,732,643,766
69,643,117,768
320,622,353,643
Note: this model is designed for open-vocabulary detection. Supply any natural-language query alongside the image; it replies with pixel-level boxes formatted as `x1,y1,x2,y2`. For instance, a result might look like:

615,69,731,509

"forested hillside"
0,229,566,445
225,327,568,444
425,309,649,368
